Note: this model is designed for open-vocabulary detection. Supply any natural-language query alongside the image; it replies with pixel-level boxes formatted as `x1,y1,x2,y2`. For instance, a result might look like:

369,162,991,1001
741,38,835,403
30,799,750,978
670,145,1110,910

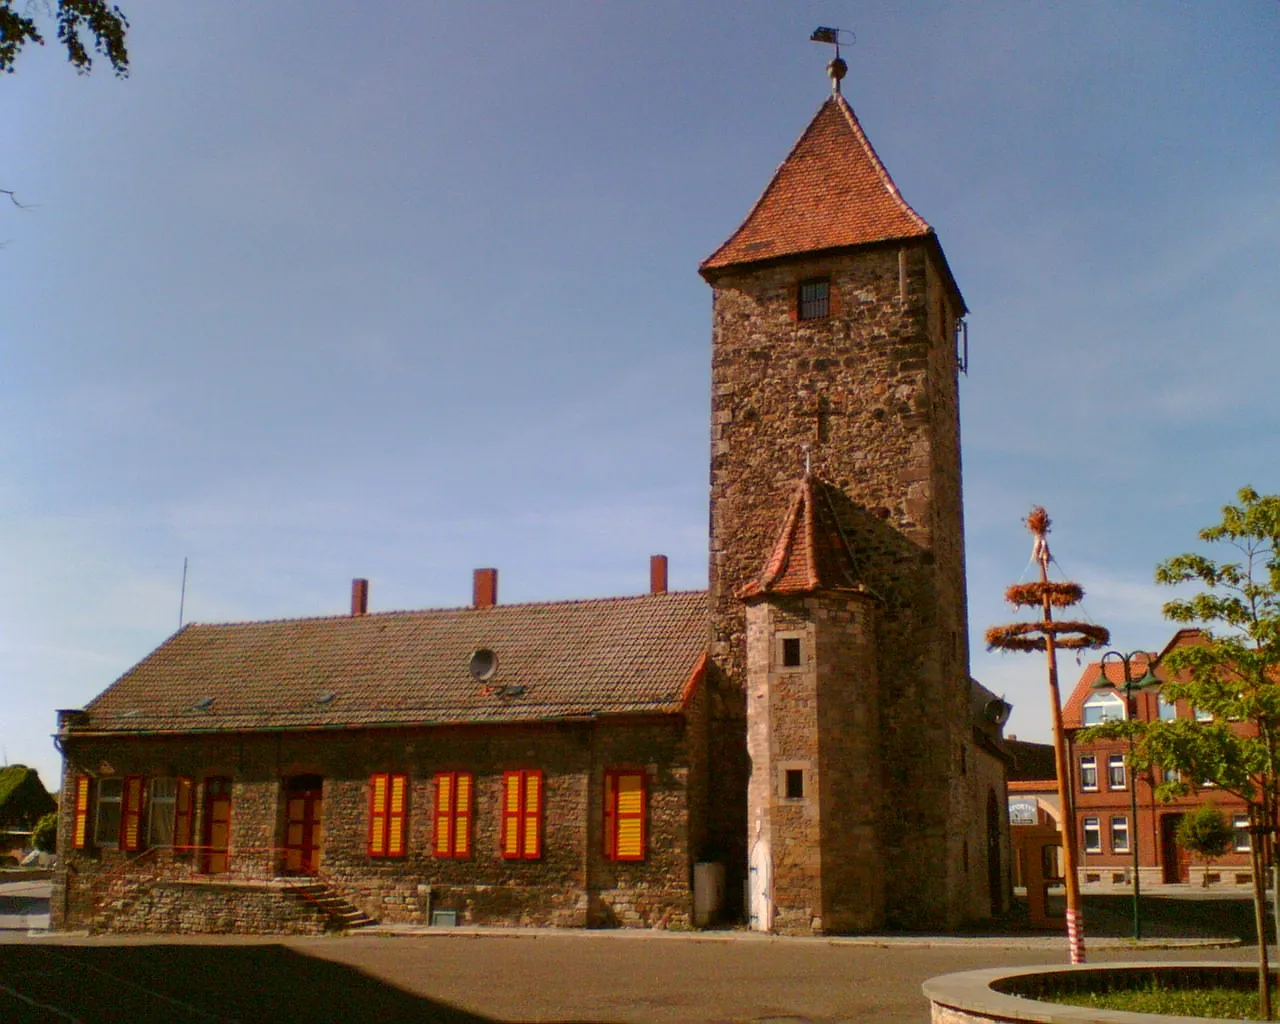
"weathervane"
810,26,855,94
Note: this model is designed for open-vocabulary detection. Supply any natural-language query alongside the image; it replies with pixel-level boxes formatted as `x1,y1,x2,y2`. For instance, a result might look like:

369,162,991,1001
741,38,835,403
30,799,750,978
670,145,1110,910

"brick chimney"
351,578,369,616
649,554,668,595
473,568,498,609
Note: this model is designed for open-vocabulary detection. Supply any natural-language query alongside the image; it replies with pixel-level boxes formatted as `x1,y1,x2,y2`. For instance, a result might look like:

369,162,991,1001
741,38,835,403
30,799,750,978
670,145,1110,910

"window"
433,772,472,858
797,278,830,320
1157,693,1178,721
1082,691,1126,725
603,769,646,862
1195,706,1213,722
1108,754,1127,791
501,770,543,860
1079,755,1098,792
1163,766,1181,784
785,769,805,800
1234,814,1252,852
368,773,409,858
782,637,802,668
94,778,123,848
71,775,91,850
1110,816,1130,853
149,778,177,846
1082,816,1101,853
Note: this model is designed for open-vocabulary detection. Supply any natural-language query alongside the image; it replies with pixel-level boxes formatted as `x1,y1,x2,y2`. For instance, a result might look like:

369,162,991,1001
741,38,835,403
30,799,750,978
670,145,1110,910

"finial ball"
827,57,847,86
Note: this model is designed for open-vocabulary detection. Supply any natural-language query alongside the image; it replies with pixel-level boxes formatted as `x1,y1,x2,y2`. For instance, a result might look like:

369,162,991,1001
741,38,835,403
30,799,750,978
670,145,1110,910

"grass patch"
1052,980,1259,1019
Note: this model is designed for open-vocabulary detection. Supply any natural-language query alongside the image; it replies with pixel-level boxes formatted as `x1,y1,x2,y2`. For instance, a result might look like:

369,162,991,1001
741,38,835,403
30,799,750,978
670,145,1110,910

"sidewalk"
361,921,1241,950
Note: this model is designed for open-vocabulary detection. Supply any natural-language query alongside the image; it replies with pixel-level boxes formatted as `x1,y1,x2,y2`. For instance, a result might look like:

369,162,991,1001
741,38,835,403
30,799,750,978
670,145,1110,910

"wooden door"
1161,814,1189,883
200,777,232,874
283,781,323,876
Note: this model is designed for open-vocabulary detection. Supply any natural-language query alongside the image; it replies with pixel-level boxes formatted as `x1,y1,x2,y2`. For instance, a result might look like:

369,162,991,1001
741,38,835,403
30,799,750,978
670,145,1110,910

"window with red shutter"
433,772,472,859
501,770,543,860
368,772,409,858
71,775,91,850
173,777,194,851
121,776,145,851
603,769,646,862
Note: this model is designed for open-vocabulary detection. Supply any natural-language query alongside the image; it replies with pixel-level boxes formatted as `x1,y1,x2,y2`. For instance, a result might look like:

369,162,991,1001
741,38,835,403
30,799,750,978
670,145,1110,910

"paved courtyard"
0,929,1255,1024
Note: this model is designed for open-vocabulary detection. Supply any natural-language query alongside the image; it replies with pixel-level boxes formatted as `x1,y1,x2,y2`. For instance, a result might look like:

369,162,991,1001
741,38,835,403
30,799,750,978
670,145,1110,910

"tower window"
785,769,804,800
781,637,802,667
797,278,830,320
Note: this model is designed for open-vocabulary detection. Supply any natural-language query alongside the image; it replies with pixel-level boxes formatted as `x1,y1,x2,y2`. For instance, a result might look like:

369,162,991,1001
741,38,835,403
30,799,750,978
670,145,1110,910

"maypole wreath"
986,506,1109,966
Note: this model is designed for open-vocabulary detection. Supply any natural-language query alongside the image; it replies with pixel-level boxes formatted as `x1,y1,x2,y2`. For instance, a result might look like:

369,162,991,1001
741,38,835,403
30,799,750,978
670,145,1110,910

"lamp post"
1093,650,1161,941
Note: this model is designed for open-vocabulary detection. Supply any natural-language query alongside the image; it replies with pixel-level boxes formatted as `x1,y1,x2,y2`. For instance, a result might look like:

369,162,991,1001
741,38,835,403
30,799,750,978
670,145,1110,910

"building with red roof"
1064,629,1253,889
53,64,1008,935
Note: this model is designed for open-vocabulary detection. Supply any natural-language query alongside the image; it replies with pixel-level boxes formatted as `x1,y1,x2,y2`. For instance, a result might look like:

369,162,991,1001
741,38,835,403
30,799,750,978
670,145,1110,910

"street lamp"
1093,650,1161,940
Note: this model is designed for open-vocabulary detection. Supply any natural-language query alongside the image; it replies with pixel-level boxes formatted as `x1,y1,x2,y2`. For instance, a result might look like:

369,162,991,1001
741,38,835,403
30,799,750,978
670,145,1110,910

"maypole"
986,507,1109,964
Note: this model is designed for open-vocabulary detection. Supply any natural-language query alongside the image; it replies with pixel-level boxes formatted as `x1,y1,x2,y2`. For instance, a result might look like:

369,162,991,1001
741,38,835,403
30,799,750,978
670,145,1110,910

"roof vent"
191,696,215,712
468,649,498,681
316,691,336,705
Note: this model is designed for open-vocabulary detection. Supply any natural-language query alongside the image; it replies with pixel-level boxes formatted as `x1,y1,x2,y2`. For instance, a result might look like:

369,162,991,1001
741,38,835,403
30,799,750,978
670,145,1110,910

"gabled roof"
1062,629,1205,730
737,476,863,599
701,94,932,273
69,591,709,736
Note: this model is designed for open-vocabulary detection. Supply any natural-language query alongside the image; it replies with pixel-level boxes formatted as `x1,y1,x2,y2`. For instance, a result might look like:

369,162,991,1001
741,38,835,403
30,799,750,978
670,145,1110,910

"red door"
283,779,323,876
200,777,232,874
1161,814,1189,883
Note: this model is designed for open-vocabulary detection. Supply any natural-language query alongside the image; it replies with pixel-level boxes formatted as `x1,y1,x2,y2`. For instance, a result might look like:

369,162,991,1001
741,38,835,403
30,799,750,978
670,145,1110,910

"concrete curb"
356,924,1242,950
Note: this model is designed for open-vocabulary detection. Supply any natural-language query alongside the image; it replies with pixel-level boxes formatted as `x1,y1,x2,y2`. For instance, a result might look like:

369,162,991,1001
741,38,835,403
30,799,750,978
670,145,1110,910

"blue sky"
2,2,1277,790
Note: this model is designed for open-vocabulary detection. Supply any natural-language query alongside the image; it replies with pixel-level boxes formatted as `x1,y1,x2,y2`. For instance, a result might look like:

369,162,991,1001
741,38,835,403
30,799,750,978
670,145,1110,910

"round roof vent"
468,648,497,681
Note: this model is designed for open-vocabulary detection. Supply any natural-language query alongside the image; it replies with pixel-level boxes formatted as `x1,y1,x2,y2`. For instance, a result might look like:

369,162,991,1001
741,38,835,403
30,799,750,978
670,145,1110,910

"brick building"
53,68,1009,935
1064,629,1253,889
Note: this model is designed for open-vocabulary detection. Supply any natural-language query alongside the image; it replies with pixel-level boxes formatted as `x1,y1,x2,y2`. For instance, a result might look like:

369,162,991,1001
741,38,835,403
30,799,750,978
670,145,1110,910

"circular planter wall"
923,962,1261,1023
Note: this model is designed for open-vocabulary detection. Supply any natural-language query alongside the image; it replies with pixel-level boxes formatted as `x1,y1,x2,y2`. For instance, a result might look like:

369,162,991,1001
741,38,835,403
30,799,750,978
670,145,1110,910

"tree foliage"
32,810,57,854
0,0,129,76
1085,488,1280,1009
1176,802,1233,884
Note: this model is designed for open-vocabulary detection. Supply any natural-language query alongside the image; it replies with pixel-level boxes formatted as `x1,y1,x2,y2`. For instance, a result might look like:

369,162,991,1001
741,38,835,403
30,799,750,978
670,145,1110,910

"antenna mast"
178,557,188,629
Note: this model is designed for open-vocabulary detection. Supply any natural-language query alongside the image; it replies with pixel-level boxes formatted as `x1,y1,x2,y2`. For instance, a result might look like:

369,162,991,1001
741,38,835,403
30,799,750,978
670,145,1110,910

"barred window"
798,279,830,321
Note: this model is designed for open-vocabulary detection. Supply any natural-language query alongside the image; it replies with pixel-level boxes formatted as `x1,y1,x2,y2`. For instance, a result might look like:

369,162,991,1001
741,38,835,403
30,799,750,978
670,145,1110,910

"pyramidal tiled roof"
701,94,931,272
74,591,708,734
737,476,863,599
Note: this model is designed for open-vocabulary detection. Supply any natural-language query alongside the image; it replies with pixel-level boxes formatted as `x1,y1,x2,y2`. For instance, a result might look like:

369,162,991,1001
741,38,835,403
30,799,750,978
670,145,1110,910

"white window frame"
1083,816,1102,854
1107,754,1127,791
1110,815,1130,854
1079,755,1098,792
1194,706,1213,723
1234,814,1252,853
1082,691,1127,726
1157,692,1178,721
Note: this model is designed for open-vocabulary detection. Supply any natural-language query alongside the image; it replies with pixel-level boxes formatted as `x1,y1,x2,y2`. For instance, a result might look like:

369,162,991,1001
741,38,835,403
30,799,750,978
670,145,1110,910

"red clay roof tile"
737,476,863,599
701,94,931,272
75,591,708,735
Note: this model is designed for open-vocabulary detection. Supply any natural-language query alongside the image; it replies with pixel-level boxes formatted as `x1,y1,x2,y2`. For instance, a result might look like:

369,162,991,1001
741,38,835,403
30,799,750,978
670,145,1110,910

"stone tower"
699,78,974,931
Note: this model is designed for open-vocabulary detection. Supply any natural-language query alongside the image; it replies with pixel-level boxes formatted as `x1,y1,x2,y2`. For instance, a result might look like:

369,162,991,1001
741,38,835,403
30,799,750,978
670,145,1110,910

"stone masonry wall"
706,241,972,928
55,717,696,934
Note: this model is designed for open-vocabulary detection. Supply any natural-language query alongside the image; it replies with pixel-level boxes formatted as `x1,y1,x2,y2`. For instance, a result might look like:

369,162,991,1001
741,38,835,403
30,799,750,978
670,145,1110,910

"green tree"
0,1,129,76
31,810,57,854
1085,487,1280,1016
1176,803,1234,886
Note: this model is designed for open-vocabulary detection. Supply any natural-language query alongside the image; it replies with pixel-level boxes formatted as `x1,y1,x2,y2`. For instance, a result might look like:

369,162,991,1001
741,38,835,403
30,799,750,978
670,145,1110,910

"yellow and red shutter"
604,770,645,862
173,777,194,850
521,771,542,859
452,774,472,857
121,776,145,851
71,775,91,849
501,770,543,860
368,773,389,856
387,773,408,857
